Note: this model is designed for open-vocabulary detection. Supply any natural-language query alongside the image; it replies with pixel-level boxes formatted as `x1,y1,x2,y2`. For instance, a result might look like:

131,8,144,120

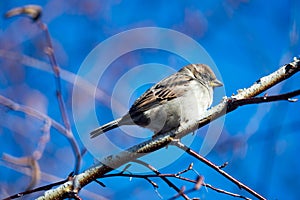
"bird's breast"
142,83,212,134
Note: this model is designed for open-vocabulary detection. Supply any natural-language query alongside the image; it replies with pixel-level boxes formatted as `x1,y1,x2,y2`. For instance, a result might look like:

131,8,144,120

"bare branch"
0,95,80,177
230,89,300,107
134,160,190,200
204,183,251,200
172,141,260,199
3,176,69,200
4,5,81,174
36,20,71,131
0,95,66,148
99,168,248,199
2,155,40,191
34,58,300,199
35,12,81,174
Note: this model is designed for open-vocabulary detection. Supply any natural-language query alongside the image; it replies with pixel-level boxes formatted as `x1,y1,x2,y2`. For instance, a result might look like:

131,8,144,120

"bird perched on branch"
90,64,223,138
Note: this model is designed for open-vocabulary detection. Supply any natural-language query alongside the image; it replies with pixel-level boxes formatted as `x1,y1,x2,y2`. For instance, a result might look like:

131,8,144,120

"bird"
90,64,223,139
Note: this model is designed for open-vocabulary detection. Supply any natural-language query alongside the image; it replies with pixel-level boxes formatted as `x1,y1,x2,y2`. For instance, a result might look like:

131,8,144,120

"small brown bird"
90,64,223,138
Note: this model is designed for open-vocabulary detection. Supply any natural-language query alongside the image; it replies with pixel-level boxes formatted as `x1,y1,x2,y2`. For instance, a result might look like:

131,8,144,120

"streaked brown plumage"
90,64,222,138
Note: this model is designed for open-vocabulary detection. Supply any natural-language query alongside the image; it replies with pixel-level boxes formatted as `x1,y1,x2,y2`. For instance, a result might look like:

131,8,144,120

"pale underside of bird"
90,64,223,139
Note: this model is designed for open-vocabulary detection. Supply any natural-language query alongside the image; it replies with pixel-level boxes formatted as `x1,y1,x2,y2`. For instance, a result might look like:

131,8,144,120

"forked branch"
35,58,300,200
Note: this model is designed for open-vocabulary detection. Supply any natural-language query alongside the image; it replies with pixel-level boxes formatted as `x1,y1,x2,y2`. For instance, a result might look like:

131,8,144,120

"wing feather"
129,73,193,115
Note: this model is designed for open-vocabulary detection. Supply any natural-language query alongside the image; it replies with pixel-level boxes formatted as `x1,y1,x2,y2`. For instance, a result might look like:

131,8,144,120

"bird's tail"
90,118,121,138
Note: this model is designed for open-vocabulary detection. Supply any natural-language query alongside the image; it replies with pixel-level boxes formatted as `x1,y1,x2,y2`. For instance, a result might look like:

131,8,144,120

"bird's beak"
210,79,223,87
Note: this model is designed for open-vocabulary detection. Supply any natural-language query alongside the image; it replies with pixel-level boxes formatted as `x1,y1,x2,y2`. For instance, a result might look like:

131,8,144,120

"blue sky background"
1,0,300,199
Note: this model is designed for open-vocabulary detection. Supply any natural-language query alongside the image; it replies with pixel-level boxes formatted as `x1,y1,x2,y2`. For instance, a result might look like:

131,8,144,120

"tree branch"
36,16,81,175
33,58,300,200
0,95,81,170
4,5,81,174
99,167,250,200
133,160,190,200
172,141,258,199
230,89,300,106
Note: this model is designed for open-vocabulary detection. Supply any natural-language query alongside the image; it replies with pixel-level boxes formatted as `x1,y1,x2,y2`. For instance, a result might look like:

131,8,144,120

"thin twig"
0,95,80,170
35,19,81,174
175,182,251,200
2,155,41,191
134,160,190,200
4,5,82,174
3,177,69,200
172,141,262,200
36,20,71,131
203,183,251,200
1,159,106,200
0,95,67,146
99,170,250,200
230,89,300,108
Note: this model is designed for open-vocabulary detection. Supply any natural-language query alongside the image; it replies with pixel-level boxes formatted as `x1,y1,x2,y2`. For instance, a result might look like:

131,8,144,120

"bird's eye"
202,73,209,80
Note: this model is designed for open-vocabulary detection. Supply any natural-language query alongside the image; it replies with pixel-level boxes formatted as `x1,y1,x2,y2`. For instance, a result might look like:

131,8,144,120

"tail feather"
90,118,121,138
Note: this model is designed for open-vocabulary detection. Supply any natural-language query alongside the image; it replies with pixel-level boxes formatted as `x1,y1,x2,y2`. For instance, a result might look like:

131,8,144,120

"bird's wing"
129,73,194,114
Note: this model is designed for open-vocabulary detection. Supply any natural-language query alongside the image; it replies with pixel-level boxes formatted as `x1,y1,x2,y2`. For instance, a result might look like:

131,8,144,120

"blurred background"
0,0,300,199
